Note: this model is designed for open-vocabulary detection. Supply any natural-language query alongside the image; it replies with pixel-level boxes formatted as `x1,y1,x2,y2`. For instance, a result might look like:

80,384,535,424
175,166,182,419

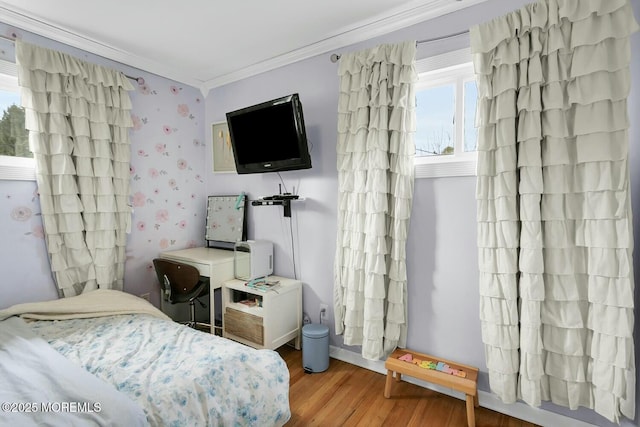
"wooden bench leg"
384,370,394,398
474,392,479,407
465,394,476,427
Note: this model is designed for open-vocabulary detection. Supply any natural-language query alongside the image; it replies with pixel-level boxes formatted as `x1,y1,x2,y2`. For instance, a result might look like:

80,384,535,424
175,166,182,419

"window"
414,48,477,178
0,58,33,180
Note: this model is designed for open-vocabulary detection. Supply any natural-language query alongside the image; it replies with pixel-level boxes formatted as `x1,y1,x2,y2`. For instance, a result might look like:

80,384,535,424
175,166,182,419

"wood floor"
277,346,539,427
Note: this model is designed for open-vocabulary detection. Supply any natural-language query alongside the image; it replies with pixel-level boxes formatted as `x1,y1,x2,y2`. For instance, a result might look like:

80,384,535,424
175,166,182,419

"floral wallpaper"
0,25,207,308
125,75,206,302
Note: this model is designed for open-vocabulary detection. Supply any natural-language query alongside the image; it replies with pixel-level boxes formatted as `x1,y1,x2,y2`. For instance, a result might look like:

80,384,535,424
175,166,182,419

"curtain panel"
16,40,135,298
333,41,417,360
471,0,638,422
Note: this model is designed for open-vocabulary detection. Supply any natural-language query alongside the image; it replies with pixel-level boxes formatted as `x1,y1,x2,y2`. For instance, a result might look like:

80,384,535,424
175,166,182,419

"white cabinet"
222,276,302,350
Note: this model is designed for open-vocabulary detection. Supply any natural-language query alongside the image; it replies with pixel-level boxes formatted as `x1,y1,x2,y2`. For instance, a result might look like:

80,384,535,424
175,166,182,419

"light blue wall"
206,1,640,426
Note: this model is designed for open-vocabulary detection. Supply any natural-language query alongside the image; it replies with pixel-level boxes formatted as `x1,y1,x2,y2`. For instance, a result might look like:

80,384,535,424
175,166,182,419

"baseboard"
329,346,596,427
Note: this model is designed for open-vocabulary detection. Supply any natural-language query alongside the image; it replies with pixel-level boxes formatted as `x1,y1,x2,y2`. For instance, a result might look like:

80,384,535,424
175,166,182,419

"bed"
0,289,291,426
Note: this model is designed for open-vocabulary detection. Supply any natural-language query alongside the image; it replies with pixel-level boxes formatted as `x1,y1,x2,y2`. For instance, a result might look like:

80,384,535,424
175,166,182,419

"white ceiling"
0,0,488,93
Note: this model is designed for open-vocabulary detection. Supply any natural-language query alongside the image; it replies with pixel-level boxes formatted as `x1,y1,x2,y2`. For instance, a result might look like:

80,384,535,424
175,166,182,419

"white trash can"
302,324,329,373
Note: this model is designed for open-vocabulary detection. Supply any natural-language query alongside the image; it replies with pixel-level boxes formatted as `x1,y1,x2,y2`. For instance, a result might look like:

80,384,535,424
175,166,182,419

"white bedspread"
0,316,149,427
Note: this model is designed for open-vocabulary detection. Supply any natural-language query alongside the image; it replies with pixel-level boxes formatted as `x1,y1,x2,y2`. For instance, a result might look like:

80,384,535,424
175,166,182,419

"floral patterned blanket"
30,314,291,427
1,290,290,426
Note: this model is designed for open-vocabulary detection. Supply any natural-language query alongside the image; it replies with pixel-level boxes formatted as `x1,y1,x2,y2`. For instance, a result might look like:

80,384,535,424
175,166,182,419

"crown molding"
0,4,207,92
201,0,489,92
0,0,489,94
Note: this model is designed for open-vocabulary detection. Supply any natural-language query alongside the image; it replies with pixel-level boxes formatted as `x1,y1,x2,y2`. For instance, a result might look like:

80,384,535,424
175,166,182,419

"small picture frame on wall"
212,122,236,173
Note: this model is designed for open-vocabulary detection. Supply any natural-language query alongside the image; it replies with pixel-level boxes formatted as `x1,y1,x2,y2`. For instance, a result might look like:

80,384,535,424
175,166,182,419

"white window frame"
414,48,477,179
0,58,35,181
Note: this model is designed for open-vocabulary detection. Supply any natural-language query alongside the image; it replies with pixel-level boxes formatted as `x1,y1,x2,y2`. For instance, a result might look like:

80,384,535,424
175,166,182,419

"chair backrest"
152,258,201,303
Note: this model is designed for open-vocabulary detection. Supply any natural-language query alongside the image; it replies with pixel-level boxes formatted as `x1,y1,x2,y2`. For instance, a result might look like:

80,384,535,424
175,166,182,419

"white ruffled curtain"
16,40,135,298
471,0,638,422
333,41,417,360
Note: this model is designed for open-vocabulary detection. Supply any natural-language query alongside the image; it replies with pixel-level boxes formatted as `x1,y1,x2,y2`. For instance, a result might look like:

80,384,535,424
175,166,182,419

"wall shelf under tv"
251,197,305,218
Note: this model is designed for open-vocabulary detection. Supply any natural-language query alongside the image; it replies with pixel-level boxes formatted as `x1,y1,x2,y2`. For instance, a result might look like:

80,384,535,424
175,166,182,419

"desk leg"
209,287,217,335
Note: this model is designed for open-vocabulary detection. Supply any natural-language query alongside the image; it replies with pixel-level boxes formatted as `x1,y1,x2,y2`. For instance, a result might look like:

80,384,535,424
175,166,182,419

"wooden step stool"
384,349,479,427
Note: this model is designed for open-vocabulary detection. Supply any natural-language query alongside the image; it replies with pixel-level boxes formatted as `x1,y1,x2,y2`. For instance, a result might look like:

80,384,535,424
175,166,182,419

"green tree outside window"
0,103,29,158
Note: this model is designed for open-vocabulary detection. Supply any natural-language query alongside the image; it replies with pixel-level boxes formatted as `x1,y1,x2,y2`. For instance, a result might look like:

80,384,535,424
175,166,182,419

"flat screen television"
226,93,312,174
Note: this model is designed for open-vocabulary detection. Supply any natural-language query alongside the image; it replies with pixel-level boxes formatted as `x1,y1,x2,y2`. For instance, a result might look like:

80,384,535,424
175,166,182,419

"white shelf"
250,197,305,217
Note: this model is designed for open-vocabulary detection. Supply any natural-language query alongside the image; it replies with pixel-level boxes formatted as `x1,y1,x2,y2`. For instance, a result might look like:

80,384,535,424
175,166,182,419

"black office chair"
153,258,210,330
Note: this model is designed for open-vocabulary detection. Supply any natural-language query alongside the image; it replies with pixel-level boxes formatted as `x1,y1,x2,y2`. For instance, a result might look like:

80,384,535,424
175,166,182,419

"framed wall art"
211,122,236,173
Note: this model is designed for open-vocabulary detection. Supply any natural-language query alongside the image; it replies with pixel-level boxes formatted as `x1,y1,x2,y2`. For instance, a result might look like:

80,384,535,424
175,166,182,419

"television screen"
226,94,312,174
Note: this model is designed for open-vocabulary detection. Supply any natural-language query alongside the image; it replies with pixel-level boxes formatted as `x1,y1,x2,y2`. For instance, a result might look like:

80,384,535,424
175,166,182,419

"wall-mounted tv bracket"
251,194,300,217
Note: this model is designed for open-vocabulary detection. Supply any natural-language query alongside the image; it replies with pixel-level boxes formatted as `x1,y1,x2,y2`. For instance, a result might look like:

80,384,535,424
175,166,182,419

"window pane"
415,84,455,157
463,80,478,152
0,89,30,158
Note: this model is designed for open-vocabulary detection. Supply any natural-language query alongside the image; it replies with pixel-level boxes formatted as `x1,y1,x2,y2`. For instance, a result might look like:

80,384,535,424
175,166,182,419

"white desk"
159,247,235,333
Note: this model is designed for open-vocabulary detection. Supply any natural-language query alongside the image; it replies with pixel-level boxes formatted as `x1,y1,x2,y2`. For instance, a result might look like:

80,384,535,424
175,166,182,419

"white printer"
234,240,273,281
